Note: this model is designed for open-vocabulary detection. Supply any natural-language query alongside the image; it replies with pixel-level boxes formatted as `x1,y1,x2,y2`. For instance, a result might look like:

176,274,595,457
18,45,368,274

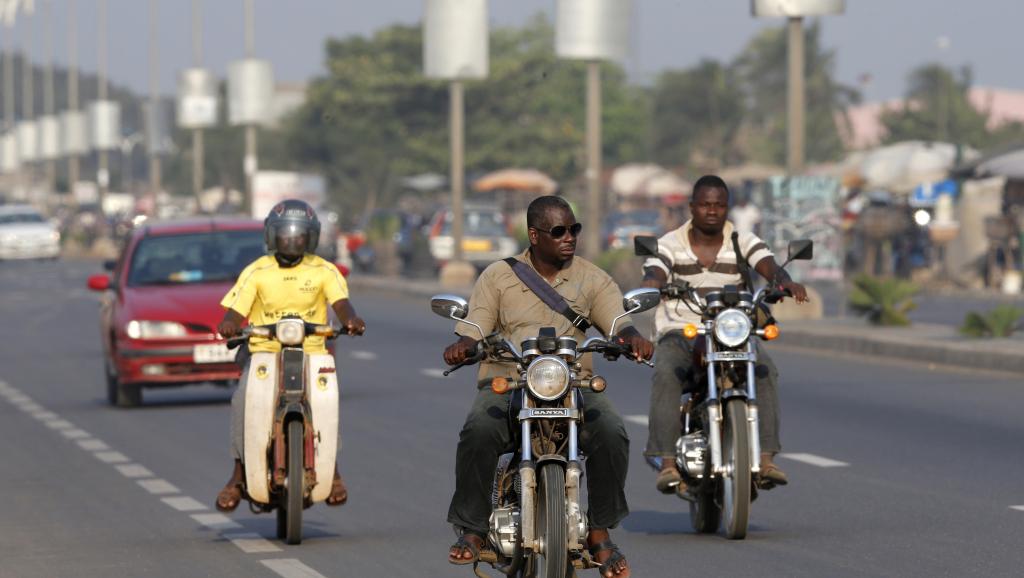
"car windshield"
441,210,506,236
127,230,266,287
0,212,45,225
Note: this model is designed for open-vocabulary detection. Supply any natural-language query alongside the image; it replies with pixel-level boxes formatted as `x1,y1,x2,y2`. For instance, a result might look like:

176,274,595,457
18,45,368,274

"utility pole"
192,0,204,205
243,0,256,213
148,0,161,196
44,0,55,193
97,0,108,206
67,0,79,192
585,60,601,258
786,16,805,175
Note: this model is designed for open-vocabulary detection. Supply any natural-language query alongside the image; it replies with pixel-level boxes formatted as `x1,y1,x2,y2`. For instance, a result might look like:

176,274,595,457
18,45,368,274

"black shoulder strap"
731,232,753,292
503,257,591,332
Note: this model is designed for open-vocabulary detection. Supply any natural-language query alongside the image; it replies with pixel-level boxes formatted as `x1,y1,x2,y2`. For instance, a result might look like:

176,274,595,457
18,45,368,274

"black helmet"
264,199,321,254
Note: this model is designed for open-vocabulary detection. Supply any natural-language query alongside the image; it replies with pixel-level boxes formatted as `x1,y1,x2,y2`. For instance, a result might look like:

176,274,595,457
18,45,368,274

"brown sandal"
215,483,243,512
325,473,348,506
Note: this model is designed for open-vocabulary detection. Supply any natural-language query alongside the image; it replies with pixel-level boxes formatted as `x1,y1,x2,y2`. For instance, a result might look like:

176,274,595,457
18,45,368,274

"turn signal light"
491,377,510,394
590,376,607,393
682,324,699,339
762,324,780,340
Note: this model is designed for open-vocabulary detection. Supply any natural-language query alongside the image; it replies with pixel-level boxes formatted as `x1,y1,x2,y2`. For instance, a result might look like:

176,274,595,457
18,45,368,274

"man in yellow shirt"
215,200,366,512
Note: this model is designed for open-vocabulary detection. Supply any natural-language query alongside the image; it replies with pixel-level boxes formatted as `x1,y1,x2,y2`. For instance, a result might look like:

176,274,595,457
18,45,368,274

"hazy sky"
15,1,1023,103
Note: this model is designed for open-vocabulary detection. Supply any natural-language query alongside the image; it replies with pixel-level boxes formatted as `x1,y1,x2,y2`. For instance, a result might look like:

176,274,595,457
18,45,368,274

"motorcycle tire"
721,399,751,540
689,490,721,534
530,463,570,578
284,419,304,545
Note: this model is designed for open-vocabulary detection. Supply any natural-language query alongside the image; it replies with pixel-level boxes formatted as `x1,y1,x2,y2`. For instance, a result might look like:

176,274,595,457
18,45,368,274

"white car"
0,205,61,260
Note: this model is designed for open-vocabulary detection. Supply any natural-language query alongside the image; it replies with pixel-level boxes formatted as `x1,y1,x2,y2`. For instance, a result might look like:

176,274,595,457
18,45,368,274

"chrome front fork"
705,338,762,474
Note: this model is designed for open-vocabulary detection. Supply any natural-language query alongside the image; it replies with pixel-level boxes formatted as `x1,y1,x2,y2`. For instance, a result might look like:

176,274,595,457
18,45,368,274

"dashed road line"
779,452,850,468
1010,505,1024,512
225,533,283,554
162,496,207,512
420,368,447,378
191,512,243,531
261,559,328,578
138,479,180,495
623,414,649,426
116,464,155,478
0,380,331,577
350,350,378,361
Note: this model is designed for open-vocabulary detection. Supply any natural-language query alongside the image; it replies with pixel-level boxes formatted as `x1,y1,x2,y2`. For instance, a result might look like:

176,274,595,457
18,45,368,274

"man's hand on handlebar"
616,326,653,363
444,335,480,366
343,316,366,336
217,310,245,338
780,280,809,304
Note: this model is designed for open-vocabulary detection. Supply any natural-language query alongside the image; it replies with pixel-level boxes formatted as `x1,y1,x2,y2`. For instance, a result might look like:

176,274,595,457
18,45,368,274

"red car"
87,217,347,407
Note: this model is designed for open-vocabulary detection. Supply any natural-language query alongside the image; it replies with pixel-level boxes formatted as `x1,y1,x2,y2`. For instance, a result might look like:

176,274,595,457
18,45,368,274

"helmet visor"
274,221,310,240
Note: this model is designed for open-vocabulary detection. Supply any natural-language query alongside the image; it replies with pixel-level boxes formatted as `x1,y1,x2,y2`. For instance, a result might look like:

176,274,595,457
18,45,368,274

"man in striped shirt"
641,175,808,494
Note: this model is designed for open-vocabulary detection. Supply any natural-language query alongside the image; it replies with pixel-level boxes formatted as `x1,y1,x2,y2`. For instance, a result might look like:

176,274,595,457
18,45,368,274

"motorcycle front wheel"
527,463,570,578
277,419,304,545
721,399,751,539
689,490,721,534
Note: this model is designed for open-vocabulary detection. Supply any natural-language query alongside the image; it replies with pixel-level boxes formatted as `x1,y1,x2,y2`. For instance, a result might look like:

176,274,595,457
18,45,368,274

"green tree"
732,20,859,164
650,59,744,169
881,64,993,148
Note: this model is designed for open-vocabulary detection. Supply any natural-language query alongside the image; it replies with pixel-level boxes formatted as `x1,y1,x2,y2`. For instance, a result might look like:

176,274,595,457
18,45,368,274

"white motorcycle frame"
243,351,339,504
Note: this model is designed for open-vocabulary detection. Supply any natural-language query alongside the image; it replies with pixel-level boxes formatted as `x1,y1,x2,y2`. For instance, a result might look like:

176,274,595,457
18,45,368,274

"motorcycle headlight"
125,320,187,339
275,319,305,346
525,356,571,401
713,308,752,347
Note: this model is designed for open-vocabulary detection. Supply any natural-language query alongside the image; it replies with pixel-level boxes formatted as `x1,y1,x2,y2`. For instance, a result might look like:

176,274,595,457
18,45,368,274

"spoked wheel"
282,419,304,545
531,463,570,578
720,399,751,539
689,490,721,534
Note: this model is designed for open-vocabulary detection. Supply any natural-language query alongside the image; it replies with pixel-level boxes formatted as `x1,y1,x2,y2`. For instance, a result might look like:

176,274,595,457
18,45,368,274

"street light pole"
44,0,55,193
243,0,257,214
449,79,464,262
192,0,204,205
786,16,805,175
97,0,108,206
148,0,161,196
585,60,602,258
67,0,79,192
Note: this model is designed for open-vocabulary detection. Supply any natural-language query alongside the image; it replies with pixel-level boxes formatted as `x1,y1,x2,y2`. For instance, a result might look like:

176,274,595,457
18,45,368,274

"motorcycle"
226,317,342,545
635,237,813,540
430,288,660,578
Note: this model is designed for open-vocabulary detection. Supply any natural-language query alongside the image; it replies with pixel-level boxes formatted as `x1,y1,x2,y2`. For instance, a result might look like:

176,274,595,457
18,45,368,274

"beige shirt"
456,248,633,383
642,219,773,338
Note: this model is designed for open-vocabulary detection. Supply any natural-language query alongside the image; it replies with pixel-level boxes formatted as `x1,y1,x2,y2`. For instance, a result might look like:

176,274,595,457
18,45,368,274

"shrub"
959,305,1024,338
848,274,919,326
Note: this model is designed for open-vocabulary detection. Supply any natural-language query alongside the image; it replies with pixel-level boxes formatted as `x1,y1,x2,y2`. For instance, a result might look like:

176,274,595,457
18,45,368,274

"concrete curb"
349,274,1024,376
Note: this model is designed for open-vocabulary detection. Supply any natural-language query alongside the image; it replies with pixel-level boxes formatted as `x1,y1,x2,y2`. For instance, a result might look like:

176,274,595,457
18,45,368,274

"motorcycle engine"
488,507,521,557
676,431,708,478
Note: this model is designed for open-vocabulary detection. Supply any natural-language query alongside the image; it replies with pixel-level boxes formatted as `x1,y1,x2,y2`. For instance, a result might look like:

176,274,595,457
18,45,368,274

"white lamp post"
424,0,488,286
556,0,632,258
177,0,216,209
752,0,844,175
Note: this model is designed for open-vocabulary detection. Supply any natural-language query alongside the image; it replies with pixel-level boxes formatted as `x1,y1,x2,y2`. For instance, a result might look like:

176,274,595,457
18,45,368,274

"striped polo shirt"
643,219,773,338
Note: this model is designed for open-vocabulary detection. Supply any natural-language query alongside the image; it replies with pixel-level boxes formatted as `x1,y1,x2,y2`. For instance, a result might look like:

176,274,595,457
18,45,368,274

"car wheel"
106,360,141,408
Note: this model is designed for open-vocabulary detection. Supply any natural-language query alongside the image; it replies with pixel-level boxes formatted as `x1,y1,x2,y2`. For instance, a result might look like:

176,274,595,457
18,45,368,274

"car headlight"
275,319,305,346
526,356,571,401
713,308,752,347
125,320,187,339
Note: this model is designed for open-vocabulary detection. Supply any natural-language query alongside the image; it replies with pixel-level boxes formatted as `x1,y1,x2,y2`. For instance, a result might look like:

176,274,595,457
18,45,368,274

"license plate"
462,239,492,252
193,343,236,364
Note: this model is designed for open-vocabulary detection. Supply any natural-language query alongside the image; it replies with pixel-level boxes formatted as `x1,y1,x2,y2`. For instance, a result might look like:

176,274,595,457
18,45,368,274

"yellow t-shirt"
220,254,349,353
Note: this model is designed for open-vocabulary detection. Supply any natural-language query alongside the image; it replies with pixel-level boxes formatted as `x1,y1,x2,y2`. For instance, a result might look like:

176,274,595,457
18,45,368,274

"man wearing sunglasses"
443,195,652,578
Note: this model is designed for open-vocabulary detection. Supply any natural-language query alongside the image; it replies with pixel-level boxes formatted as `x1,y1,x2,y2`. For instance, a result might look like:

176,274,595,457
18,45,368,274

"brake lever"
443,350,486,377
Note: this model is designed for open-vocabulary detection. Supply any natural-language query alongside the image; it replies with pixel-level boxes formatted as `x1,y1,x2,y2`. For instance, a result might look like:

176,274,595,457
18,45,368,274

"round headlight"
525,357,571,401
713,308,752,347
276,319,305,346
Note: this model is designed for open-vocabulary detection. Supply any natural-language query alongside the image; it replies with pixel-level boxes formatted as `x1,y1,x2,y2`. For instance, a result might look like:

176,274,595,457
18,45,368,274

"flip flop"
588,540,630,577
215,483,243,513
448,533,484,566
325,473,348,506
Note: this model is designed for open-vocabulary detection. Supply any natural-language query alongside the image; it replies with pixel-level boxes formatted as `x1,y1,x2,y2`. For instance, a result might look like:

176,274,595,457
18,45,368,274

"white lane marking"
261,559,328,578
61,428,91,439
162,496,208,512
623,414,649,426
350,350,377,361
94,451,131,464
115,464,154,478
420,368,447,378
30,411,58,420
77,439,110,451
6,393,30,403
44,419,74,430
15,402,43,412
138,479,180,495
1010,505,1024,512
224,533,283,554
779,453,850,468
191,513,243,531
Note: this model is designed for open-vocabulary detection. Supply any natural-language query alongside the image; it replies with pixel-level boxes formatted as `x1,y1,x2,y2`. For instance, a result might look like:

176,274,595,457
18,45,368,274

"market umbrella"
857,140,977,194
966,146,1024,179
472,168,558,195
610,163,689,198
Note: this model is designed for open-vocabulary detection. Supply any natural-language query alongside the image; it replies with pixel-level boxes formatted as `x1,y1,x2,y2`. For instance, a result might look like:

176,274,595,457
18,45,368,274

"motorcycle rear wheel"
283,419,304,545
721,399,751,539
689,490,721,534
528,463,570,578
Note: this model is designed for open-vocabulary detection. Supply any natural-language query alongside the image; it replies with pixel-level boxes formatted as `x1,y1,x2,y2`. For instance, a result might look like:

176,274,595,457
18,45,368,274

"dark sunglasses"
534,222,583,239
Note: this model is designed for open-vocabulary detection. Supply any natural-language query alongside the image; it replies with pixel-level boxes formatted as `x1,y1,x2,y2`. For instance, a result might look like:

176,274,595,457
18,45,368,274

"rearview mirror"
430,294,470,320
787,240,813,261
634,235,659,257
622,287,661,315
87,274,111,292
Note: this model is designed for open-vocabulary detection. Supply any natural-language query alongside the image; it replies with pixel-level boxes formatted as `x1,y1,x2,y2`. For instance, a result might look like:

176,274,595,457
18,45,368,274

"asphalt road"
1,259,1022,578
